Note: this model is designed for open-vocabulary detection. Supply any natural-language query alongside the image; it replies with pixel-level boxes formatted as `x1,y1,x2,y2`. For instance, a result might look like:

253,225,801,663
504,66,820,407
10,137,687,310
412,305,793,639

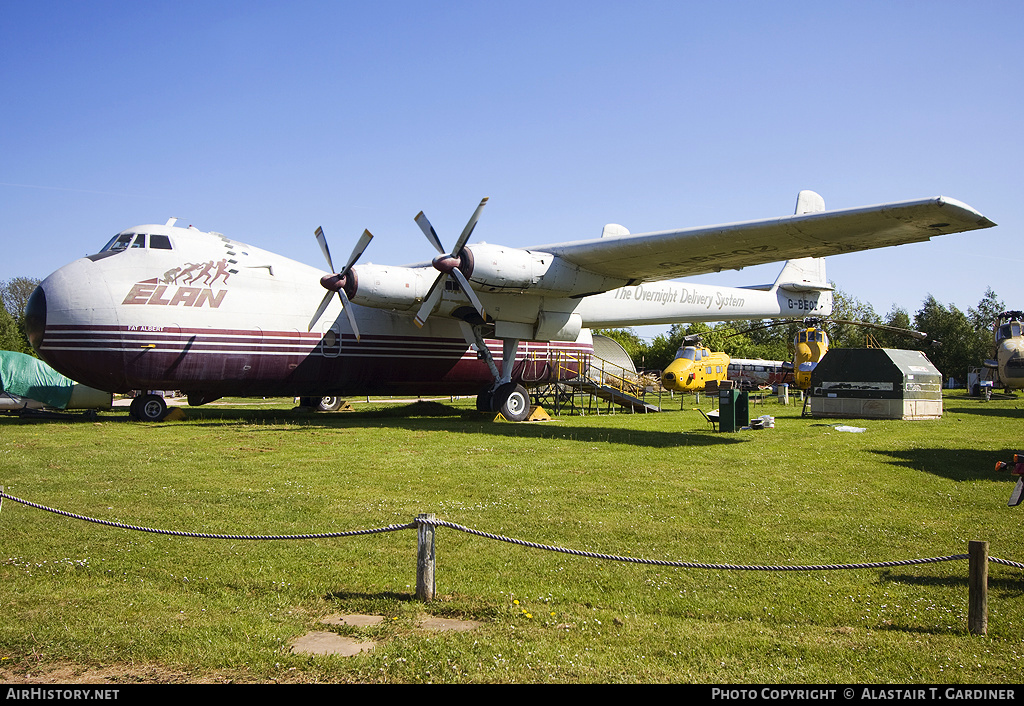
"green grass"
1,392,1022,683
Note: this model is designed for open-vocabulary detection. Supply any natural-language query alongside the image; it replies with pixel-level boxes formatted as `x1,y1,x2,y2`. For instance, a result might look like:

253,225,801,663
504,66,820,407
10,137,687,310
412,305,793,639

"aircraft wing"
530,197,995,283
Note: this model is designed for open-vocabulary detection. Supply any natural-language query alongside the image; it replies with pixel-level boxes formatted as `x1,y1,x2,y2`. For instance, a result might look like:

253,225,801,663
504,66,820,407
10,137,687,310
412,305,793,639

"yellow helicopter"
661,335,731,392
985,310,1024,394
792,319,830,390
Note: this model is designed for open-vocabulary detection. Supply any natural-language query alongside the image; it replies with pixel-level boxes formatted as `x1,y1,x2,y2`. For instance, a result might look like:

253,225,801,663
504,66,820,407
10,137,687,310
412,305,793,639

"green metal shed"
809,348,943,420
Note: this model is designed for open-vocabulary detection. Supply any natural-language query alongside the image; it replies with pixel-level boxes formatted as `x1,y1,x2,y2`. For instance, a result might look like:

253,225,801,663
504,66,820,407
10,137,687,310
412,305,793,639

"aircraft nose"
24,285,46,353
29,258,124,390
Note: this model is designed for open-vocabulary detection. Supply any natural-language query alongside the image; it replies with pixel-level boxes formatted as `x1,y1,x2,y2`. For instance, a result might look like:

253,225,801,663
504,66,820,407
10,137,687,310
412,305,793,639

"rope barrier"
1,489,1021,571
425,517,971,571
0,490,414,540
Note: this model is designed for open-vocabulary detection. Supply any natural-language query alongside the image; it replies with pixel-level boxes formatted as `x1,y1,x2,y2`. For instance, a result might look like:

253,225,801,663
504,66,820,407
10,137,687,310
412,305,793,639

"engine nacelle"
464,243,541,291
535,310,582,341
466,243,627,296
347,264,430,311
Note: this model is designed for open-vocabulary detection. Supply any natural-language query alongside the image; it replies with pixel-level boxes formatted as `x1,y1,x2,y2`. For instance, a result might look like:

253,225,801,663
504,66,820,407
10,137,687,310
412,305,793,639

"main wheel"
316,396,344,411
476,386,494,413
492,383,531,422
134,394,168,421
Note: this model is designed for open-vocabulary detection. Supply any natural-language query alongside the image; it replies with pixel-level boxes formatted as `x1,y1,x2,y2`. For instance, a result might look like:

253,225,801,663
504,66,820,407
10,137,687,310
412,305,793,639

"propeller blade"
309,290,334,331
342,229,374,274
415,212,446,255
312,227,373,339
414,276,445,328
413,198,489,328
450,267,486,321
452,197,488,255
314,226,334,272
339,288,361,342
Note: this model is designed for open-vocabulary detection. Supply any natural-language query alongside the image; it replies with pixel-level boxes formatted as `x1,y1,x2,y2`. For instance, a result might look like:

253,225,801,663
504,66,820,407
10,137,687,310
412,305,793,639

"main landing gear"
299,396,345,411
129,393,168,421
470,328,532,422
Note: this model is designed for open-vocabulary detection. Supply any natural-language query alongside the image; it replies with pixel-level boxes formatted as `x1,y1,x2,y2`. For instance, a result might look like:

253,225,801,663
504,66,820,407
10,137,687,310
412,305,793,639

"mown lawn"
1,391,1022,683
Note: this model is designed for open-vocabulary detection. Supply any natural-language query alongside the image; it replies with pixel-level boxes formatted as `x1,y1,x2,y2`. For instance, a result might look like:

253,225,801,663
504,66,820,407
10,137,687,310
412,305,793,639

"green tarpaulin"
0,350,75,409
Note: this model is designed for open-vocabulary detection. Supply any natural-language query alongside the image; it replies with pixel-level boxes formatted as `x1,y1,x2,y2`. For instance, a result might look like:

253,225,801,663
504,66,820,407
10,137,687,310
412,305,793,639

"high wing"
528,196,995,283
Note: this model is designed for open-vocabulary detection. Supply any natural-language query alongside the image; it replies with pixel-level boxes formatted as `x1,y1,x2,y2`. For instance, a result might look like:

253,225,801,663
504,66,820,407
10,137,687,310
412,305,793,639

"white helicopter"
24,190,994,421
985,310,1024,394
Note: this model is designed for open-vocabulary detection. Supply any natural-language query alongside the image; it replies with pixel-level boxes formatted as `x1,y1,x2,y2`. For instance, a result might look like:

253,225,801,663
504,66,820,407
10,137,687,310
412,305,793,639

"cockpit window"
1001,322,1023,340
150,234,172,249
99,232,173,253
103,233,135,251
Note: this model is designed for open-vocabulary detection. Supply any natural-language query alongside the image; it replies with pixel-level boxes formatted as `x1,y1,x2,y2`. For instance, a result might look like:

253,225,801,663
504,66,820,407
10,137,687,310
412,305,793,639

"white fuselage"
28,221,832,399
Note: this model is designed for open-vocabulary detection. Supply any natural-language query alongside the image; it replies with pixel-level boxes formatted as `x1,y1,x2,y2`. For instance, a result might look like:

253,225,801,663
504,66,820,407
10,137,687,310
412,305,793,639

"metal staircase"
525,350,662,415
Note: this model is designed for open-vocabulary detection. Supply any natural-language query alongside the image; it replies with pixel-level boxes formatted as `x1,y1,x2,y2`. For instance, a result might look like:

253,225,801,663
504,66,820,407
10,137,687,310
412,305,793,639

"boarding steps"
525,350,662,414
558,376,661,413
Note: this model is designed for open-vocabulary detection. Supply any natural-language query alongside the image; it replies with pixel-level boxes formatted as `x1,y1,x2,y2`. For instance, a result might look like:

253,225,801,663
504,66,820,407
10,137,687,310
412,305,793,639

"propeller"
309,226,374,340
413,197,489,328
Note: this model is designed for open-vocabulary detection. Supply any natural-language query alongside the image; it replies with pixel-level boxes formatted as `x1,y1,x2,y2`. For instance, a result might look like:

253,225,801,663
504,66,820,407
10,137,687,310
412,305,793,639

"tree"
0,303,26,353
1,277,40,318
913,295,987,384
967,287,1005,358
593,328,649,368
645,324,689,371
0,277,41,355
870,305,918,349
735,319,793,361
828,285,882,349
968,287,1004,335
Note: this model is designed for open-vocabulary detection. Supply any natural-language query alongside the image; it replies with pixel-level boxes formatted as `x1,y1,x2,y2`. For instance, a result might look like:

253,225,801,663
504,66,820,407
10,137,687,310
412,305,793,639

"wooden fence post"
416,513,436,602
968,540,988,636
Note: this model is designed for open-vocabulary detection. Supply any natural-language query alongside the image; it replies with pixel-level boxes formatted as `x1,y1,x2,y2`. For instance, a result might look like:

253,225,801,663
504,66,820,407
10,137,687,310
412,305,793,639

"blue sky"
2,1,1020,338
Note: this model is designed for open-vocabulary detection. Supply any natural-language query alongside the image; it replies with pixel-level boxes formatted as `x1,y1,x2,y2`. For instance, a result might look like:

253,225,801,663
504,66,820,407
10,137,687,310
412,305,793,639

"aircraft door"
320,322,342,358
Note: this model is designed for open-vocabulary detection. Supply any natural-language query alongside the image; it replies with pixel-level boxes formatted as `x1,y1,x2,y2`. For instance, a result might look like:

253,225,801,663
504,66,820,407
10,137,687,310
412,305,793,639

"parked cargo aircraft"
24,191,994,421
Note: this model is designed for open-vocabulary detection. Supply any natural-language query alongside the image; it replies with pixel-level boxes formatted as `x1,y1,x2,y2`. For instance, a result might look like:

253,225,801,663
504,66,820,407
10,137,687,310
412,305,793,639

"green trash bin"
719,389,738,432
736,390,749,428
718,390,750,432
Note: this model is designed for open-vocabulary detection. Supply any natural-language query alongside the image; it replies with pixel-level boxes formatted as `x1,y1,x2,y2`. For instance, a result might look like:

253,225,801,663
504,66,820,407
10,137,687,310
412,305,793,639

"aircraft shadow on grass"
943,403,1024,421
0,400,747,449
177,402,749,449
869,446,1022,484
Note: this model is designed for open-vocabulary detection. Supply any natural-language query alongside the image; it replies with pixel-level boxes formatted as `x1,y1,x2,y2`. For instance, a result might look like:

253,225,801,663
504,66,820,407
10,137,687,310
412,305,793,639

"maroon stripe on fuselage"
38,324,593,396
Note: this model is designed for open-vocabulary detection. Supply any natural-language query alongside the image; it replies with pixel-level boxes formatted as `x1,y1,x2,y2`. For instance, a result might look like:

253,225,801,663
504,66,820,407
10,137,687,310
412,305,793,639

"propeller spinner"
309,226,374,340
413,197,489,328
